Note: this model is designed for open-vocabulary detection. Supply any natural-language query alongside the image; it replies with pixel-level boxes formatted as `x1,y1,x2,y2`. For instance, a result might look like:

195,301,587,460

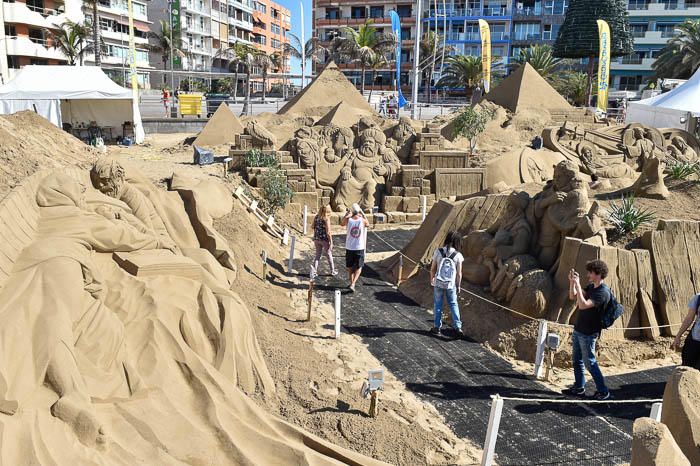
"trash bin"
178,93,204,117
205,93,233,117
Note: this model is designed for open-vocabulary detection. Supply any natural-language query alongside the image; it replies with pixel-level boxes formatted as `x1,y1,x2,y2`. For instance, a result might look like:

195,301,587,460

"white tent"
0,65,144,143
626,68,700,132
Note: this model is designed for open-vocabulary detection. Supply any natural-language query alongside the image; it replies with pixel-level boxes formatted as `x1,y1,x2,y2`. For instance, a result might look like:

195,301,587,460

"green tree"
45,20,94,65
82,0,102,66
148,19,184,87
238,45,257,116
260,168,293,214
451,106,494,155
553,71,591,106
283,32,325,88
270,51,287,99
366,53,387,103
653,20,700,79
331,20,396,96
436,55,482,91
511,44,562,78
553,0,633,106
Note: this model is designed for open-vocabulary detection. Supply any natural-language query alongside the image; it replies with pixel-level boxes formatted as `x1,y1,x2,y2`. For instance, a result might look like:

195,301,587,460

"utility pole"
411,0,422,120
169,0,175,90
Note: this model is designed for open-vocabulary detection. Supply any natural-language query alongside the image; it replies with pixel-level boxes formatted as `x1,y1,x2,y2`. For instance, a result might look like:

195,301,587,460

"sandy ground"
107,133,482,464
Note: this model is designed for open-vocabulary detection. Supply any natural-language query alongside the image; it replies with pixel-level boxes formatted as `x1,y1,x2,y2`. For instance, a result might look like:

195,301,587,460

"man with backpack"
342,203,369,293
429,231,464,338
565,259,613,400
671,293,700,369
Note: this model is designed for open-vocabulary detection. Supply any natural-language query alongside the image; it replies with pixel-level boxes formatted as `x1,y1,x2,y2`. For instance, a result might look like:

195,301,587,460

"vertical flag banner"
390,11,407,108
596,19,611,114
478,19,491,93
171,0,181,66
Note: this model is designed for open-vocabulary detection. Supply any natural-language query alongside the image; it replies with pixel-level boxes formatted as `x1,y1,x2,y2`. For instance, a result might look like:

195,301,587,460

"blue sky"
277,0,312,76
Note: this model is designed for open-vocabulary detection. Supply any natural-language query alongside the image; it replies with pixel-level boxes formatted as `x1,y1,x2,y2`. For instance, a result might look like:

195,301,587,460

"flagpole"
411,0,422,120
300,0,305,88
127,0,145,143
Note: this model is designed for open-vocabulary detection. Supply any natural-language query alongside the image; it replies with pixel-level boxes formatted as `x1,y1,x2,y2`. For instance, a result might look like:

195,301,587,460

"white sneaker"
331,270,339,276
310,266,317,280
349,283,355,292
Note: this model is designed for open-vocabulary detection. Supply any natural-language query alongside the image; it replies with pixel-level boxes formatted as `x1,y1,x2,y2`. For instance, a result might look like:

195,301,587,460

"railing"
617,56,644,64
26,3,65,16
513,6,542,15
513,33,541,41
425,6,508,16
28,36,50,46
631,30,647,37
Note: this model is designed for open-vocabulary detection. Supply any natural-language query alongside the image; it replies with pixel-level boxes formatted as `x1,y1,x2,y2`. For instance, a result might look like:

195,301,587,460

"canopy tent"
626,67,700,132
0,65,144,143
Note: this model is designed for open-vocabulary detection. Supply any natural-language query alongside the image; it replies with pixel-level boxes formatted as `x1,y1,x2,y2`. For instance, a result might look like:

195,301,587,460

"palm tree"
148,20,183,71
82,0,102,66
436,55,482,91
237,44,257,116
331,20,397,96
511,44,562,79
366,53,387,103
45,20,94,65
270,51,287,99
255,52,274,103
653,20,700,79
553,71,590,106
283,32,325,89
419,31,453,103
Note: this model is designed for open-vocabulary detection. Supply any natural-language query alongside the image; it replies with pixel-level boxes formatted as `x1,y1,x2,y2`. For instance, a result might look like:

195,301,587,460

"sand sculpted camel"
0,160,384,465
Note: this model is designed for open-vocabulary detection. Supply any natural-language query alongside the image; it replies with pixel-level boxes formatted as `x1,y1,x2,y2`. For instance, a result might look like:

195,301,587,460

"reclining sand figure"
333,127,401,212
0,173,167,448
667,136,698,163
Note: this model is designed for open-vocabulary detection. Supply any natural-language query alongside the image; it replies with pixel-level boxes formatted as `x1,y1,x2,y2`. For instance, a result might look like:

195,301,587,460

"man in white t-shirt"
341,203,369,292
672,293,700,369
429,231,464,337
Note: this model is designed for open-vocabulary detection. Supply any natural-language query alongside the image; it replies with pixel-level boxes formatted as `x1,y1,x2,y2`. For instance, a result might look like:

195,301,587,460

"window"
4,24,16,37
513,22,540,40
544,0,568,14
254,1,266,13
627,0,649,10
619,75,643,91
630,23,648,37
271,38,281,49
7,56,18,69
656,23,676,38
271,23,281,34
326,8,340,19
396,5,412,17
256,35,266,45
28,28,45,44
30,58,48,65
26,0,44,13
351,6,366,19
369,6,384,18
401,27,411,40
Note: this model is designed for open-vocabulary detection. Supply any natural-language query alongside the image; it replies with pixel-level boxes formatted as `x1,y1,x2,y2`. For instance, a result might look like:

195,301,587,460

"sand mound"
0,111,95,199
315,101,367,128
278,61,375,118
485,63,571,113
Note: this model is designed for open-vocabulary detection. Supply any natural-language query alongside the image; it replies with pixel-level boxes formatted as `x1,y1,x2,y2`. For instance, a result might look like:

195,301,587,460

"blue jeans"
572,330,608,394
433,286,462,330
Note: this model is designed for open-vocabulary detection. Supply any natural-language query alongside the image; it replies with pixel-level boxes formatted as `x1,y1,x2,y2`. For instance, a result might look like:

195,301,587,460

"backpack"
435,247,458,289
600,287,624,329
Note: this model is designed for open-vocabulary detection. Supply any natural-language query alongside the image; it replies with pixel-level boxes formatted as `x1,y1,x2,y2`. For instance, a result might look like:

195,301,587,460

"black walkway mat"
301,230,673,465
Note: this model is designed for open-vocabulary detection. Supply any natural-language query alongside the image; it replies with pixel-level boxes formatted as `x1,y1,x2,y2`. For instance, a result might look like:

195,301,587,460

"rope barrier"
366,229,681,334
492,394,663,404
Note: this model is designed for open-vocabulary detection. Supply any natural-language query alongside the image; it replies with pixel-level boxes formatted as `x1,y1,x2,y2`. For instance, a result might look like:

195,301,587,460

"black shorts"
682,336,700,370
345,249,365,270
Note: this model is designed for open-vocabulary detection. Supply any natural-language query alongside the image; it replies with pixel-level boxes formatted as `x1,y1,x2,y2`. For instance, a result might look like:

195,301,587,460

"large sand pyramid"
486,63,572,113
193,103,244,146
278,61,375,116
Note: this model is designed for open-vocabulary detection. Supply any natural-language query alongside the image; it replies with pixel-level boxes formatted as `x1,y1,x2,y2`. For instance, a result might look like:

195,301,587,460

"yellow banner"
596,19,611,114
478,19,491,93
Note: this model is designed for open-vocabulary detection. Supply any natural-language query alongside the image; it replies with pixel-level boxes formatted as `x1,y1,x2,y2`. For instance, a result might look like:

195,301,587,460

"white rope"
492,394,662,404
367,230,680,333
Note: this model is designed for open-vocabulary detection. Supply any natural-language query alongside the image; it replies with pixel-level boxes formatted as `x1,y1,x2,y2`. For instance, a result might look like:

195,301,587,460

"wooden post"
396,254,404,288
261,250,268,283
421,195,427,222
307,280,314,321
481,395,504,466
534,320,548,380
287,235,296,276
303,205,308,235
369,390,379,418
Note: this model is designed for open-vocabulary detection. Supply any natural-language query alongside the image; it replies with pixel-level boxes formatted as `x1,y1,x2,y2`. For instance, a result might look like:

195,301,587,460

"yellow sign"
478,19,491,93
596,19,611,114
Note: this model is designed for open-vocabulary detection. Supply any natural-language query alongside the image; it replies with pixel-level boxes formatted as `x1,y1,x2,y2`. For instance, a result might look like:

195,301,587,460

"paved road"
300,229,673,465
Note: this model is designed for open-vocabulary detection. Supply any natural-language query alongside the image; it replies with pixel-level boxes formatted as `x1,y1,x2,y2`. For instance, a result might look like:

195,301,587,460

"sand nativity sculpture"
0,157,386,465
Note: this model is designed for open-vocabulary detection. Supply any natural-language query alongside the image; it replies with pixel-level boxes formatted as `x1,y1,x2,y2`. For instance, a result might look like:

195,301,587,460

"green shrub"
260,168,293,214
244,149,278,168
666,157,699,180
608,195,656,235
452,106,494,154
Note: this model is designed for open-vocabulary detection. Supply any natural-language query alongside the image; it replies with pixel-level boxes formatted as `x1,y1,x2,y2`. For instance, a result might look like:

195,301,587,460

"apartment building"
312,0,568,92
0,0,83,83
83,0,154,88
313,1,417,90
610,0,700,98
250,0,290,90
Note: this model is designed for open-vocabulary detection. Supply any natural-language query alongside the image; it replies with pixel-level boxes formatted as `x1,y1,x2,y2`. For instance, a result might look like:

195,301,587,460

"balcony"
425,7,510,17
3,1,72,30
228,17,254,31
183,23,211,35
100,29,149,45
634,30,670,44
316,17,405,27
97,0,148,22
513,6,543,17
4,35,68,61
628,1,700,16
228,0,254,13
611,56,655,70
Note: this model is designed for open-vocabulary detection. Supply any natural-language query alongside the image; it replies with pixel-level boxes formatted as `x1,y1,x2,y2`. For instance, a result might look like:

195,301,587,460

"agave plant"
665,157,700,180
607,195,656,235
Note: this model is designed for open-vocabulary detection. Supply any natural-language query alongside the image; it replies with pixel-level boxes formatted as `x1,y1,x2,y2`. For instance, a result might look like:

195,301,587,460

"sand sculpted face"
91,157,125,198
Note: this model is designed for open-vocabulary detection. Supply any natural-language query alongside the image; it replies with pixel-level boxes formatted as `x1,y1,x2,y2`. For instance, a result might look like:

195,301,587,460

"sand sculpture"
484,63,572,114
631,417,690,466
192,103,244,147
0,160,384,465
244,120,277,150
